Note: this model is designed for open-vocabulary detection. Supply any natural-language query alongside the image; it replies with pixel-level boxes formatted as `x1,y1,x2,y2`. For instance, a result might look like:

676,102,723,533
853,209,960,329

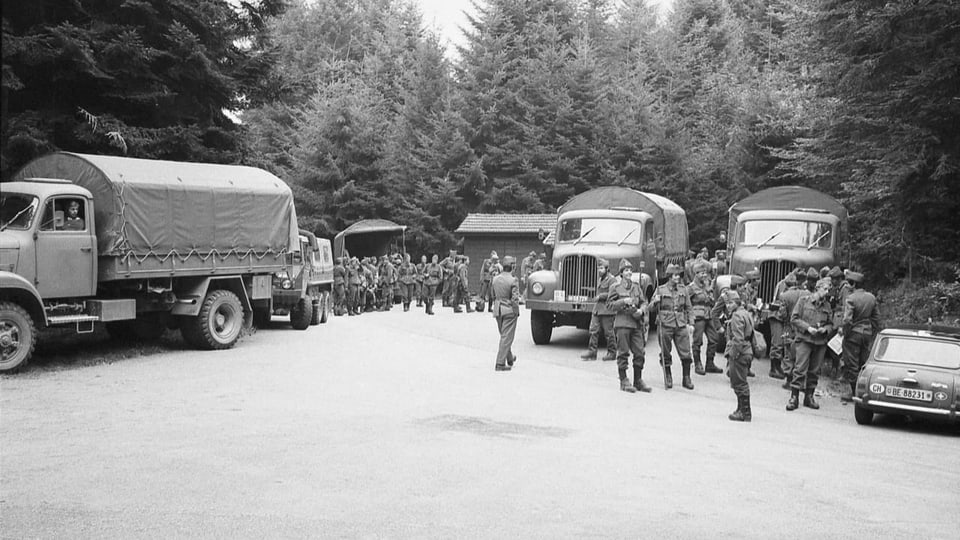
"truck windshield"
0,193,38,231
558,218,641,245
738,220,833,248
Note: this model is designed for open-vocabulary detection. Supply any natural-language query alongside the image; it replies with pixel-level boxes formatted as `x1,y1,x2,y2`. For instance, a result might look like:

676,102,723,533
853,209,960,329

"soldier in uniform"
477,251,495,312
712,274,745,358
606,260,651,393
332,257,346,316
804,267,819,292
491,255,520,371
776,272,804,388
377,255,396,311
519,251,537,299
346,257,361,316
652,263,695,390
440,250,457,306
767,270,802,379
687,260,721,375
723,290,755,422
740,269,760,312
839,271,881,402
361,258,377,312
415,255,427,307
453,255,474,313
787,278,835,411
423,254,442,315
397,253,418,312
533,252,546,272
580,258,617,362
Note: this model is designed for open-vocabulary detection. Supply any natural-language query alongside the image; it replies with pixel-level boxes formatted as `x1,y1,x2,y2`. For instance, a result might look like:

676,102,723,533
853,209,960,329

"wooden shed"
455,213,556,294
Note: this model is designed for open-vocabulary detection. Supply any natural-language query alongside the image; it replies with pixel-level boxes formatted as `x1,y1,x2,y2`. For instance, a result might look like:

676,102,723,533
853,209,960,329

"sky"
414,0,674,52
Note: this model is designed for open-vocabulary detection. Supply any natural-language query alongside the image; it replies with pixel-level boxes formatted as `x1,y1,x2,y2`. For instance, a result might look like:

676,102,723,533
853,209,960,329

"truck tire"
290,298,312,330
181,289,244,350
0,302,36,373
531,310,553,345
312,292,329,325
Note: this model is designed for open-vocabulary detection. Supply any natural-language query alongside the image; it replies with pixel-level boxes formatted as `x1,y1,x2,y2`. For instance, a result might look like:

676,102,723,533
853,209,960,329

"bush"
877,267,960,327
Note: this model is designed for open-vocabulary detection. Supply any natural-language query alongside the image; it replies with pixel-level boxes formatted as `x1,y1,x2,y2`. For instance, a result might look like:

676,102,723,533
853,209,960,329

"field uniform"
607,260,650,393
788,279,835,410
840,272,881,399
724,292,755,421
652,265,695,390
491,257,520,370
423,260,442,315
582,260,617,361
333,259,346,316
397,257,418,311
687,263,720,375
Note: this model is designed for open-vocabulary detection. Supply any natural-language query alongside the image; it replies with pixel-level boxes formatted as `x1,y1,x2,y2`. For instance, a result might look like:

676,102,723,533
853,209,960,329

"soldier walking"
397,253,418,312
491,256,520,371
723,290,755,422
839,271,881,402
607,260,651,393
652,264,695,390
423,254,442,315
787,278,835,411
415,255,427,307
580,258,618,361
687,260,721,375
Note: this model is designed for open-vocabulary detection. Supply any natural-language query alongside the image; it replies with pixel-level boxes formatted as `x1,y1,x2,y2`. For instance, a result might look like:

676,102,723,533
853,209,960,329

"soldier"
332,257,347,316
453,255,474,313
377,255,396,311
723,290,755,422
397,253,418,312
767,269,801,380
839,271,881,402
440,250,457,306
491,255,520,371
580,258,617,362
776,272,804,388
787,278,835,411
519,251,537,298
423,254,442,315
477,251,495,312
652,264,695,390
415,255,427,307
607,260,651,393
712,274,745,358
740,269,761,312
346,257,362,316
361,258,377,312
487,254,503,311
533,252,546,272
688,260,721,375
712,249,728,277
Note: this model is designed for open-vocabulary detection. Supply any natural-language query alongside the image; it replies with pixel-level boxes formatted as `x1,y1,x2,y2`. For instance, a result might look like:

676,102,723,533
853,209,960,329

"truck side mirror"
54,210,65,229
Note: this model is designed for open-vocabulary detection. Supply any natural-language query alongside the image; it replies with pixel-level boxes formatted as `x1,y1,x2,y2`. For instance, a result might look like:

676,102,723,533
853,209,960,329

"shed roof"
455,213,556,234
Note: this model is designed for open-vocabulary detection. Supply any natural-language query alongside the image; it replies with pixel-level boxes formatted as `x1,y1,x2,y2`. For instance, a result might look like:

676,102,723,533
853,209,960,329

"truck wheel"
182,289,244,350
0,302,36,373
290,298,312,330
531,310,553,345
854,404,873,426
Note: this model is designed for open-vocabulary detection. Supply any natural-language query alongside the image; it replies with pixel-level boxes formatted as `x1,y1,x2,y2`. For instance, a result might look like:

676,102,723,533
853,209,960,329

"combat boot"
580,350,598,361
403,302,409,312
663,365,674,389
729,395,752,422
769,359,785,379
465,302,475,313
704,357,723,374
681,364,695,390
619,369,637,393
633,371,652,393
694,357,706,376
786,389,800,411
803,392,820,410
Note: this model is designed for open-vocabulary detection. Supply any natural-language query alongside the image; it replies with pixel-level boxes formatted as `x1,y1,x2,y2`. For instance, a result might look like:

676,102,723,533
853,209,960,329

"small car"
853,324,960,425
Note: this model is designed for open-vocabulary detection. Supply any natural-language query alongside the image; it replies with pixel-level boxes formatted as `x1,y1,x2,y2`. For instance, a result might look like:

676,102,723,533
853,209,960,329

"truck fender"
640,272,654,300
713,274,733,297
0,271,48,327
171,276,252,317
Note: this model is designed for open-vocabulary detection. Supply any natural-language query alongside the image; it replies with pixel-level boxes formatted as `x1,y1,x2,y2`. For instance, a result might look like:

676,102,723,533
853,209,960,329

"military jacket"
397,262,417,284
593,273,617,316
333,264,346,285
480,259,494,282
607,278,647,329
842,289,880,336
725,306,754,357
440,257,456,278
347,265,361,286
378,262,396,285
777,287,804,337
740,282,758,310
791,294,834,345
491,273,520,318
652,283,692,328
686,279,714,321
456,262,469,288
425,263,443,286
415,262,425,282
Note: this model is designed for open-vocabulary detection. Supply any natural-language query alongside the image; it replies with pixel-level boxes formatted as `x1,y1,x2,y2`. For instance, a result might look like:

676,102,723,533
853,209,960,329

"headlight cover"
531,282,544,295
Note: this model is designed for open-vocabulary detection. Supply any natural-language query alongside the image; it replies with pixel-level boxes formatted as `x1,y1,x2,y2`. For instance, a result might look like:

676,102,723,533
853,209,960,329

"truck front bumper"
525,299,595,313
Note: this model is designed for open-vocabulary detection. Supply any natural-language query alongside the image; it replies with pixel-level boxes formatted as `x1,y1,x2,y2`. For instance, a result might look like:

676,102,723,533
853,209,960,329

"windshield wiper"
0,202,36,232
807,230,831,250
756,231,781,249
617,227,638,246
574,227,596,245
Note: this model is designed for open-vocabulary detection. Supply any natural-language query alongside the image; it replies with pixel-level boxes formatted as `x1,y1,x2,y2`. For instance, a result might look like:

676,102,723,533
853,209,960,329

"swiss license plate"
567,295,588,302
554,290,566,302
886,386,933,402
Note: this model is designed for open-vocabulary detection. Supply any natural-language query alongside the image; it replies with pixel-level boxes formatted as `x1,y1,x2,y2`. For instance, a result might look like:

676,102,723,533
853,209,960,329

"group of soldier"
581,248,880,423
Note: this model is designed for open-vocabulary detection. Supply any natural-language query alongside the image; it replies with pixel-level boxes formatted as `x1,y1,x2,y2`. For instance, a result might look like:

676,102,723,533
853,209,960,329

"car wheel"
854,404,873,425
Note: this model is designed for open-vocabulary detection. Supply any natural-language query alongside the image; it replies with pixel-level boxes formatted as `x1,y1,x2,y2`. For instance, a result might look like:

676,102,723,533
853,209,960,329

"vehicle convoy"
257,230,334,330
853,325,960,425
524,186,689,344
0,152,301,372
720,186,848,313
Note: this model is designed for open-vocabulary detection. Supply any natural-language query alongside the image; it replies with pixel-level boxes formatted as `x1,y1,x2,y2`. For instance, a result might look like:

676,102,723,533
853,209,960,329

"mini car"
853,324,960,425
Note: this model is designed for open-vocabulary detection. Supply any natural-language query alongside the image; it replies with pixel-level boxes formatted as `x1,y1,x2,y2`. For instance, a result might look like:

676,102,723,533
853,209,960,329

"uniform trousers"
692,318,718,362
659,324,693,367
841,331,873,383
792,341,826,392
587,314,616,356
615,327,645,373
495,314,518,367
727,349,752,397
768,319,784,362
399,283,416,303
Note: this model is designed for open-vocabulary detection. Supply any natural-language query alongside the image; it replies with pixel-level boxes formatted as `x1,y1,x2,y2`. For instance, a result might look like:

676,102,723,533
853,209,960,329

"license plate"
554,290,566,302
885,387,933,402
567,295,588,302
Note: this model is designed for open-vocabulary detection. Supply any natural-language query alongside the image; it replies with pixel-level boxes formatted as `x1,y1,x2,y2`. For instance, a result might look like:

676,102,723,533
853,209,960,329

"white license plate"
567,295,588,302
554,290,566,302
885,386,933,402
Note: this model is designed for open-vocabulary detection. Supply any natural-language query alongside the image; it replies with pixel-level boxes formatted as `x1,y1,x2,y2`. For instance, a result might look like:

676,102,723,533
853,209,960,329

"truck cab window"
39,198,86,231
0,194,38,231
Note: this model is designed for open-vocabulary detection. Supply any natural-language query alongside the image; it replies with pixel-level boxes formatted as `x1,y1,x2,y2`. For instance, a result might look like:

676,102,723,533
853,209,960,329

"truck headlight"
281,278,293,289
531,282,544,295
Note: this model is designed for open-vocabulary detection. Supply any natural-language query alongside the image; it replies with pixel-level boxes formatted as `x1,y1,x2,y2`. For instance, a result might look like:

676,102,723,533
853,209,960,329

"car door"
35,196,96,299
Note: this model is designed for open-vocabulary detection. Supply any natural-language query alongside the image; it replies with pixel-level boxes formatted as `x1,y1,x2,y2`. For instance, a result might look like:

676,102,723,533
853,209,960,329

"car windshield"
874,336,960,369
0,193,38,231
738,220,833,249
558,218,641,245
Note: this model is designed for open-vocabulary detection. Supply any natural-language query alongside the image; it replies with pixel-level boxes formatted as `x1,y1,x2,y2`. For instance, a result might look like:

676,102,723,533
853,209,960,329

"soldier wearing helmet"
687,260,721,375
651,263,695,390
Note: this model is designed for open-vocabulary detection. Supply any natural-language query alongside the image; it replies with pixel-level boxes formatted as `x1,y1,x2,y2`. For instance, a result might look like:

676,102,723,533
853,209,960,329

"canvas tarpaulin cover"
12,152,298,258
558,186,688,257
333,219,406,259
727,186,848,243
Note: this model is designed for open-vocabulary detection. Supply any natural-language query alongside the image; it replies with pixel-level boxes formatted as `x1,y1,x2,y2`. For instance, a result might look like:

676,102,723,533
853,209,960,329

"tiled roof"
455,213,557,234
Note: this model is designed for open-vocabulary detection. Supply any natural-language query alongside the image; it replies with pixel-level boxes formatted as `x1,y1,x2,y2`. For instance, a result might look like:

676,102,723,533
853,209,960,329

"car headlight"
531,282,544,295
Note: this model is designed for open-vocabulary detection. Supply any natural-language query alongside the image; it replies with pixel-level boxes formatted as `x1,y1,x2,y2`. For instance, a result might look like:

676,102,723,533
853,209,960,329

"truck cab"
257,230,334,329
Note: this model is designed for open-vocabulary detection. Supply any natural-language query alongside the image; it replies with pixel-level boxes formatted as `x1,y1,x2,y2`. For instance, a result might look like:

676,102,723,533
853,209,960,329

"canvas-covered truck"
524,186,689,344
720,186,848,310
256,230,334,329
0,152,300,372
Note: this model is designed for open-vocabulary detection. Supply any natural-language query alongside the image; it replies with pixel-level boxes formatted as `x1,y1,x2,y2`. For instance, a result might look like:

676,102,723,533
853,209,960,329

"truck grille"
759,260,796,304
560,255,598,300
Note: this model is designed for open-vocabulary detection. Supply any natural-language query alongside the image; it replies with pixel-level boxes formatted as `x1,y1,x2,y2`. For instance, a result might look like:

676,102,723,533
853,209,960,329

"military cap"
490,253,499,260
490,250,498,258
501,255,516,266
745,269,760,280
597,258,610,268
723,290,741,303
530,251,537,257
618,259,633,273
731,275,746,287
820,266,830,277
828,266,843,279
846,271,864,283
665,263,683,275
783,272,797,285
806,267,820,280
693,261,710,274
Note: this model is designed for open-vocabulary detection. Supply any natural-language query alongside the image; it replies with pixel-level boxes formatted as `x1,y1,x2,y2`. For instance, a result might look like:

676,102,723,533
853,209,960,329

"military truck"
0,152,300,372
255,230,333,329
524,187,689,344
720,186,848,310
